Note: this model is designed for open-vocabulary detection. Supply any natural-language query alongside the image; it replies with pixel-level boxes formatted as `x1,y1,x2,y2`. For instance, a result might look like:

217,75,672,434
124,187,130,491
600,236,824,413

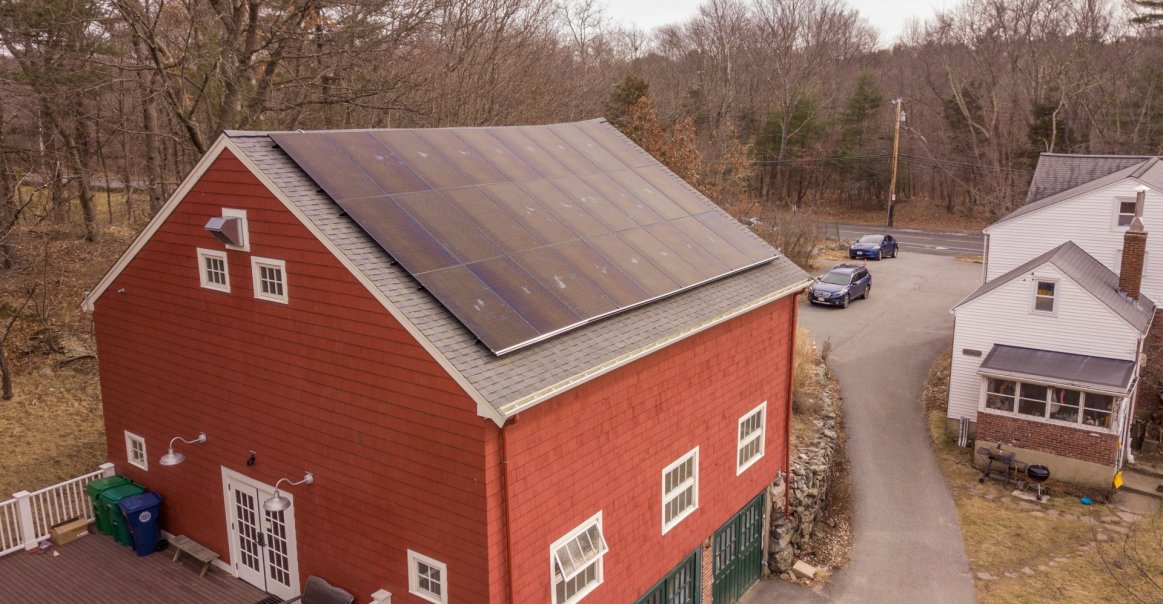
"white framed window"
737,402,767,475
197,248,230,293
407,550,448,604
551,511,607,604
980,377,1118,431
124,431,148,471
1031,279,1056,314
1115,197,1137,228
661,447,698,534
251,257,288,304
222,208,250,251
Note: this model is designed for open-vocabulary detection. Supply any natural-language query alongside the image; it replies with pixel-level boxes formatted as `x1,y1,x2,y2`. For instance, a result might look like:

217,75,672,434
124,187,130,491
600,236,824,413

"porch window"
1083,394,1114,428
1017,383,1049,417
662,448,699,534
985,379,1016,412
551,512,606,604
1048,388,1080,423
1033,280,1056,313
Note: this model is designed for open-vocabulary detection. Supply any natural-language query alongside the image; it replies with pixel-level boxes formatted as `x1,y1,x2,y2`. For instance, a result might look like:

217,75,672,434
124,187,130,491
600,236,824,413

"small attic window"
197,248,230,293
1116,197,1137,227
1032,279,1056,314
252,257,288,304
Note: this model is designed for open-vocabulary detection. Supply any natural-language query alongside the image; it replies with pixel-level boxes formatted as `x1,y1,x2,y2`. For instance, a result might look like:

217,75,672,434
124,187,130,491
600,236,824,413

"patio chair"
281,576,354,604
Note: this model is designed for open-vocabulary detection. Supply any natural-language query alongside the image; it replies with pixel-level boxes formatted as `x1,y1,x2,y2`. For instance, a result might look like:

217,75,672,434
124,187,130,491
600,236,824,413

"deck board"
0,532,267,603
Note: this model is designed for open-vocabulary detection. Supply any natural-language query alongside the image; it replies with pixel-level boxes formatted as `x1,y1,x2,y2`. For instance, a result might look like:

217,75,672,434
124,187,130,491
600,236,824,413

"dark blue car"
808,264,871,308
849,234,899,260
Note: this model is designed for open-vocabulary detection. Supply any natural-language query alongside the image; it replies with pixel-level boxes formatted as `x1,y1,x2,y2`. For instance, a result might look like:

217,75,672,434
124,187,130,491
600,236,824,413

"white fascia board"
220,138,506,427
82,136,233,312
985,176,1163,234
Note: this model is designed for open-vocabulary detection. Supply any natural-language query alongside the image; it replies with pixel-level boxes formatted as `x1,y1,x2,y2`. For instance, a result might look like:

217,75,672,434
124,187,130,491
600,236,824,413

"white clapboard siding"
948,263,1142,422
985,180,1163,302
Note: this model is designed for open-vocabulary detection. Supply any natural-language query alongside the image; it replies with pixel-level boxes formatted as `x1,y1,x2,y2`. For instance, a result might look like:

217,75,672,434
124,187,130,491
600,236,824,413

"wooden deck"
0,531,269,603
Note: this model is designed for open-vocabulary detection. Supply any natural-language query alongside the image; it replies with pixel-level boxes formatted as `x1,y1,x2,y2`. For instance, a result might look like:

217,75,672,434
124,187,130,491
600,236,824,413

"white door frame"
221,467,302,599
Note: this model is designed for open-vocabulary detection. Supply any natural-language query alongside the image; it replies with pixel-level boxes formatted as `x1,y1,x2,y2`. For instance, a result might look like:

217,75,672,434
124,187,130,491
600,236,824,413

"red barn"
85,120,810,603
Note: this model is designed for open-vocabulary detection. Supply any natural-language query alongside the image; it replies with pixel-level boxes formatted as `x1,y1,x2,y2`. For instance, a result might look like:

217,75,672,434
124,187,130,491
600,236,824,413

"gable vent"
205,216,243,247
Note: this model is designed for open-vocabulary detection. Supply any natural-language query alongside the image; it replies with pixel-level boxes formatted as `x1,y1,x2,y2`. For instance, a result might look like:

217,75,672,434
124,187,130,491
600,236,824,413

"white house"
948,153,1162,488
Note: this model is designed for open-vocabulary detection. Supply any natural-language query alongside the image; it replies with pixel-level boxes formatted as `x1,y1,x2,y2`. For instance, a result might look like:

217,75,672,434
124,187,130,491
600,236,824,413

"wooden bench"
170,535,219,578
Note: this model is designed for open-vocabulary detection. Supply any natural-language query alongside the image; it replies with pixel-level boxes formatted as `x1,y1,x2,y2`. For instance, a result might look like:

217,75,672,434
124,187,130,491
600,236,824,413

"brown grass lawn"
923,350,1163,603
0,225,138,496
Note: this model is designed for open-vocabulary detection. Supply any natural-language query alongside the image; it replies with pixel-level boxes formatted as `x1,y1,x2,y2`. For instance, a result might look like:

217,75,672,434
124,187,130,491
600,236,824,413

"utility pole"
887,98,903,227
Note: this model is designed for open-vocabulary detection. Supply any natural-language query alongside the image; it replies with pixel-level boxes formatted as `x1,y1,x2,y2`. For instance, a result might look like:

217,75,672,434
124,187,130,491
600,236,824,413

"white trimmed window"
407,550,448,604
222,208,250,251
981,377,1117,430
661,448,698,534
124,431,147,471
1116,197,1137,227
197,248,230,293
551,512,607,604
737,402,767,475
251,257,288,304
1032,279,1056,313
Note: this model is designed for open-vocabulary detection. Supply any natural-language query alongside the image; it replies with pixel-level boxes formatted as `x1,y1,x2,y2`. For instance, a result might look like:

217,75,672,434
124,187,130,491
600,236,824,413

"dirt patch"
922,348,1163,603
0,226,134,495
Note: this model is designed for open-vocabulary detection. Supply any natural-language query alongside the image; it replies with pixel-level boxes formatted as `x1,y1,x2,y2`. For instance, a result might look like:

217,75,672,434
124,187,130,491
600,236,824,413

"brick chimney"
1119,186,1149,300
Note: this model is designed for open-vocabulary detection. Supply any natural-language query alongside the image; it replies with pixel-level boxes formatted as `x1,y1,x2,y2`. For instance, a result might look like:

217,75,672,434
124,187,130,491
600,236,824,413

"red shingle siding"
94,149,490,601
976,411,1118,466
496,295,795,603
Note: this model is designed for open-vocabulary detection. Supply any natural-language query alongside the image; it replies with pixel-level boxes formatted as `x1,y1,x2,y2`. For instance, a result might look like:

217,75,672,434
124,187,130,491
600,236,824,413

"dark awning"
978,345,1136,393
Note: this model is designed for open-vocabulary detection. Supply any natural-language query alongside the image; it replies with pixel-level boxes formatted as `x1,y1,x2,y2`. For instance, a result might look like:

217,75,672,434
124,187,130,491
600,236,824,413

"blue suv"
808,264,872,308
849,234,899,260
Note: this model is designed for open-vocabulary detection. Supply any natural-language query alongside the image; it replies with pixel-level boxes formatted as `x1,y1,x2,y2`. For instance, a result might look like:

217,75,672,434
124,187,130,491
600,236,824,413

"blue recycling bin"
119,492,164,557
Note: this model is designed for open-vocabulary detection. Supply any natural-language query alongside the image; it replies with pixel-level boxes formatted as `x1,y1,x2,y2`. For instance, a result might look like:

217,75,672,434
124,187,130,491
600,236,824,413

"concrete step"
1113,489,1161,515
1127,461,1163,480
1121,468,1163,500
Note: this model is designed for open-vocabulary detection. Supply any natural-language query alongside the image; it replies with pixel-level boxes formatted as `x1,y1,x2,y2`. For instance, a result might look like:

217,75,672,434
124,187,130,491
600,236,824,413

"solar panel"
271,121,777,355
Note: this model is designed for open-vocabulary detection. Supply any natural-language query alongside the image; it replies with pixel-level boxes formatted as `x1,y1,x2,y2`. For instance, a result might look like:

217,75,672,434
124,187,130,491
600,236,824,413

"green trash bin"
99,484,144,546
85,476,131,535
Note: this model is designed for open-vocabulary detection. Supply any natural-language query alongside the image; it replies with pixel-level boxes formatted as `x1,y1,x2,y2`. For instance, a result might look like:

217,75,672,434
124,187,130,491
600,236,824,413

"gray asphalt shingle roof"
980,344,1136,392
954,241,1155,334
1025,153,1153,204
227,130,811,418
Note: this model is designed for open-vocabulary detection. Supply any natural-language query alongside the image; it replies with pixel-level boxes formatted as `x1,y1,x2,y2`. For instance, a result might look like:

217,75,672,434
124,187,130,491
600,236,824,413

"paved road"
742,252,981,604
833,223,984,257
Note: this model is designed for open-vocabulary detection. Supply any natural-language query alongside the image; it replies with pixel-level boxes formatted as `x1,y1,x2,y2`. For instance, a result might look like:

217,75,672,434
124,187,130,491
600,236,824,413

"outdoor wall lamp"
159,432,207,466
263,472,314,512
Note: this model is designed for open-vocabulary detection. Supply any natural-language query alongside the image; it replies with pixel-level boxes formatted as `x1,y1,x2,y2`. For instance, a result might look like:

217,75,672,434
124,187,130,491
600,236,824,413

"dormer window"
1033,279,1056,313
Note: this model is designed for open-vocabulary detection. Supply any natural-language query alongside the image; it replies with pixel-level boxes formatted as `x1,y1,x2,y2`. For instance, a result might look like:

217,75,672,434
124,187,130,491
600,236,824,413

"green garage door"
712,491,766,604
636,549,700,604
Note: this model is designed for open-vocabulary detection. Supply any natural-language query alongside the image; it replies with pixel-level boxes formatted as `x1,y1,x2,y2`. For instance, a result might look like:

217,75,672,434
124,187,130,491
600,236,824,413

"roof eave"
495,278,812,419
976,367,1131,396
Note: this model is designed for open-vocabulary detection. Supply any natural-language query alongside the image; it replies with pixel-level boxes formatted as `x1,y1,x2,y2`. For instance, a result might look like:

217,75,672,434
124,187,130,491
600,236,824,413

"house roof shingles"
979,344,1137,392
1025,153,1154,204
954,240,1155,334
227,130,811,417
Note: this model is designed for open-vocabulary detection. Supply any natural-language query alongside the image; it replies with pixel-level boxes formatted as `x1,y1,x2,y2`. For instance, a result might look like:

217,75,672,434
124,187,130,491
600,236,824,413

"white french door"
222,468,300,600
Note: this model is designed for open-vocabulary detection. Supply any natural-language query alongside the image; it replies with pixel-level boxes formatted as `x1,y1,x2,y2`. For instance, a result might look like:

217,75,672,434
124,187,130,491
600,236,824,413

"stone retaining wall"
767,387,843,573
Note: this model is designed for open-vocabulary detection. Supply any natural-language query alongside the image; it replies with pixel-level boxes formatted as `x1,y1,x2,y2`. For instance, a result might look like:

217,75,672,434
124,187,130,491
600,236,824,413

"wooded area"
0,0,1161,264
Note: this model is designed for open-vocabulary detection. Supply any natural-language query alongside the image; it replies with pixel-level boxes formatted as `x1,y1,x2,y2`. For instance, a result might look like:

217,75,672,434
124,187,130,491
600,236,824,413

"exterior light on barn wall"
159,432,208,466
263,472,315,512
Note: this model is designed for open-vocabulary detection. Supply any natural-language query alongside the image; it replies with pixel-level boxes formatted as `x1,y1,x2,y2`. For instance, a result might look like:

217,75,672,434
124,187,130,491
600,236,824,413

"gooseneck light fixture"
159,432,207,467
263,472,314,512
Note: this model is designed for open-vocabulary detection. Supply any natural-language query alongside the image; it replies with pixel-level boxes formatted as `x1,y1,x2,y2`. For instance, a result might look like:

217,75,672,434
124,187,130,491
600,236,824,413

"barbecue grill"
1026,465,1050,501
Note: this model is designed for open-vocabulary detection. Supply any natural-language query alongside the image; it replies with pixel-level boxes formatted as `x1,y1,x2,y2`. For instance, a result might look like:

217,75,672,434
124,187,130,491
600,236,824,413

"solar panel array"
271,121,776,355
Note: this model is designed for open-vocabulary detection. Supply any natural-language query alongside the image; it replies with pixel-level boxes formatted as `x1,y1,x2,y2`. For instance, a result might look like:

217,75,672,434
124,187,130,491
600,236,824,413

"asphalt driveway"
742,251,982,603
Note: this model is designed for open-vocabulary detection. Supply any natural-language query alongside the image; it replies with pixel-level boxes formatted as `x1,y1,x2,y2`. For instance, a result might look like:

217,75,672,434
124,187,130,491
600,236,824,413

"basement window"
737,402,767,475
661,448,699,534
197,248,230,293
124,431,148,471
407,550,448,604
551,512,606,604
251,257,288,304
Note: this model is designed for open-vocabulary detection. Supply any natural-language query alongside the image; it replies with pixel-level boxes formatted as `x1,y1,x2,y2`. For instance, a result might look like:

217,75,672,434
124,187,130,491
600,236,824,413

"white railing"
0,463,115,557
